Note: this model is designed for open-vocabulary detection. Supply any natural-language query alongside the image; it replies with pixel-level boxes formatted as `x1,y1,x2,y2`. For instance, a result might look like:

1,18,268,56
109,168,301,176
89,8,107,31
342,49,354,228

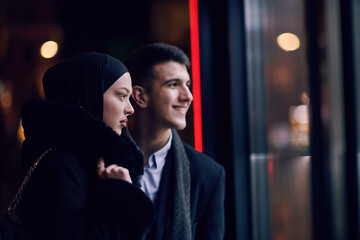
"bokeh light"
0,90,12,110
292,105,309,124
17,123,25,143
40,40,58,58
277,33,300,52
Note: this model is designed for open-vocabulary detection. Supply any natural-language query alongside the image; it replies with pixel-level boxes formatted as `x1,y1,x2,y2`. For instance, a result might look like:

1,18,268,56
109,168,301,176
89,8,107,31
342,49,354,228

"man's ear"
132,86,149,108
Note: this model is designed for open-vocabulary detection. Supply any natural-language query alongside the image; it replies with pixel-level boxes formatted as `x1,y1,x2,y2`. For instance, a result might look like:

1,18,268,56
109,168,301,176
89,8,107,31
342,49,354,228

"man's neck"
130,116,171,165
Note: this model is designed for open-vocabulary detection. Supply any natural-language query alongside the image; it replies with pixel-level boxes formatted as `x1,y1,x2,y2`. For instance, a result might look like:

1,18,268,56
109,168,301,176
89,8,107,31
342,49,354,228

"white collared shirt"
140,131,173,202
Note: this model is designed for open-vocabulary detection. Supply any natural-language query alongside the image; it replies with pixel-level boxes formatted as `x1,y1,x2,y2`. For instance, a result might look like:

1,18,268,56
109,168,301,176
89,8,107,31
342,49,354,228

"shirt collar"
147,131,173,168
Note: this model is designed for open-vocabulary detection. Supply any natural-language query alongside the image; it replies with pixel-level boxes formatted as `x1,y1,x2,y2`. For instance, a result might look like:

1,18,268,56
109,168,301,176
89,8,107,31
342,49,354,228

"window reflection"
354,0,360,153
245,0,312,238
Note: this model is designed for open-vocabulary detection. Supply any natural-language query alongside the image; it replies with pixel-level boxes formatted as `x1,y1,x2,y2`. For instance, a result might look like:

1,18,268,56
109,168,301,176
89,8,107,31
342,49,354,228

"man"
125,43,225,240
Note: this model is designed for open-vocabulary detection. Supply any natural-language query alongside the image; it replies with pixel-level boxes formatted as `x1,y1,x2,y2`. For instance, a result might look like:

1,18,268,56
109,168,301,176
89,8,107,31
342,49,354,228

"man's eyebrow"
162,78,191,85
162,78,180,85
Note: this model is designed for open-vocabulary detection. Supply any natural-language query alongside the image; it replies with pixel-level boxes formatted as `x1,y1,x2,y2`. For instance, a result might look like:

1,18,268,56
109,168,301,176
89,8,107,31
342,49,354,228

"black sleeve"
88,179,155,239
196,166,226,240
21,151,154,240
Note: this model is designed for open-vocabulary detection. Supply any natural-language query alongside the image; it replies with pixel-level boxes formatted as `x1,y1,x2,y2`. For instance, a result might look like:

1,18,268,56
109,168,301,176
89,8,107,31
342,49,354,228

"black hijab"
42,52,128,119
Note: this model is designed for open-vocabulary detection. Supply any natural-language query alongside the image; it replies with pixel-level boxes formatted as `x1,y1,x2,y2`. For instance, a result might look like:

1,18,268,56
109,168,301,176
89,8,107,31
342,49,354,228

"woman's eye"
116,93,127,100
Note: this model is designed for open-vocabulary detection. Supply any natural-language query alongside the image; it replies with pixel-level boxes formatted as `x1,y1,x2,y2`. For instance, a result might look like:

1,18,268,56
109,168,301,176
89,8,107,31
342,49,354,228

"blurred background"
1,0,360,239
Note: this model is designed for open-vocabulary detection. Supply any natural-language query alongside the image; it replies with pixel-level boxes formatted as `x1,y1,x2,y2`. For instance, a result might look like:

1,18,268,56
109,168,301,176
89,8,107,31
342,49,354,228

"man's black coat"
145,130,225,240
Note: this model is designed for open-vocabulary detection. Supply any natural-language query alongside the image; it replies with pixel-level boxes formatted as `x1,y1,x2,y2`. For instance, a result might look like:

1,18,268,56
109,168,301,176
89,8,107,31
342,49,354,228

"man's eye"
169,83,177,87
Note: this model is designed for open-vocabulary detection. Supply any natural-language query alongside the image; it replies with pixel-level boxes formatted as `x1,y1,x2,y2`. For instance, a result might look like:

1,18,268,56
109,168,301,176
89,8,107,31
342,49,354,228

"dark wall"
198,0,237,239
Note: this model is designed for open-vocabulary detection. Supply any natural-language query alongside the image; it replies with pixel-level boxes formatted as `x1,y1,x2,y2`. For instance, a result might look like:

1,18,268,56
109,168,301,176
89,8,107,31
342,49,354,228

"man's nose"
180,86,193,102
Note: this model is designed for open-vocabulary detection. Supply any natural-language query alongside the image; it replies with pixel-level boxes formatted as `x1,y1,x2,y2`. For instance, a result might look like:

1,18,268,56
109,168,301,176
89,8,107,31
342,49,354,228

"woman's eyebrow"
115,87,130,93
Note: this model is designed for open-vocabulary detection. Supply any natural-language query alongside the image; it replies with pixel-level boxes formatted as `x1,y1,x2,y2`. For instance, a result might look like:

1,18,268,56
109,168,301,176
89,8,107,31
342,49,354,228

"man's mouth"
173,106,188,113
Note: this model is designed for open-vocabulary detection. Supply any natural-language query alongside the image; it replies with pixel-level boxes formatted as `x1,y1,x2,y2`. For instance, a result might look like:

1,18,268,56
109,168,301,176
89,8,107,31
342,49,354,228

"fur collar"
21,100,144,186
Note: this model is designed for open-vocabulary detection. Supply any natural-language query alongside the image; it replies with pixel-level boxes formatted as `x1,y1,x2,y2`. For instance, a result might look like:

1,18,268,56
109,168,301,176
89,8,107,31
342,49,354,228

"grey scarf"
164,130,192,240
123,128,192,239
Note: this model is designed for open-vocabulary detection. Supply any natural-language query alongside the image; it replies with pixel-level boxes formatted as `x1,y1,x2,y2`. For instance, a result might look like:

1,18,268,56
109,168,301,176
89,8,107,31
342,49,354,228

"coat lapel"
147,151,173,240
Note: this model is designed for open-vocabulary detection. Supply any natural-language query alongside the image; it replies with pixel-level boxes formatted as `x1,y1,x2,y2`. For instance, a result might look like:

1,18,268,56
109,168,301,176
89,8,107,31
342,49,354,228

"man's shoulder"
182,142,224,173
181,142,225,193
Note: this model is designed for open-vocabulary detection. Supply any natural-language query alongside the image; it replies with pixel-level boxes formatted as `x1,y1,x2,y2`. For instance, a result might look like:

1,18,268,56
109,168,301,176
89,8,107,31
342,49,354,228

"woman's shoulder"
38,149,86,177
44,149,77,164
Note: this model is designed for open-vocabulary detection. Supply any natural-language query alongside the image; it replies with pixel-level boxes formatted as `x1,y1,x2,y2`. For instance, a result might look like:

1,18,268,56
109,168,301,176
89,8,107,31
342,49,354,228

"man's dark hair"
125,42,190,90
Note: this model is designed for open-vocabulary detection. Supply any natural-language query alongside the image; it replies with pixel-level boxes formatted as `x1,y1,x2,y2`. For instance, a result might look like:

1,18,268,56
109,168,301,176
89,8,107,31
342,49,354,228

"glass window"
244,0,312,239
353,0,360,229
354,0,360,151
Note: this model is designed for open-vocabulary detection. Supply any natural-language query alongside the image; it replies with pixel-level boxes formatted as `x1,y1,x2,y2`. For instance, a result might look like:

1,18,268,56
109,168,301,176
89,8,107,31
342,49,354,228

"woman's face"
103,72,134,135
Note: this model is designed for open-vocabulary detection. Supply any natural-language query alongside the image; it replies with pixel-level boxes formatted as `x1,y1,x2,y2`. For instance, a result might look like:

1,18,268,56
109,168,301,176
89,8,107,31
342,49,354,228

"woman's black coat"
20,100,154,240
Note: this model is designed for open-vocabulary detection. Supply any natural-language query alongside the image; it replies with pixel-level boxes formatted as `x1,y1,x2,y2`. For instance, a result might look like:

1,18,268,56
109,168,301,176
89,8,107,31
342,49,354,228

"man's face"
148,61,193,130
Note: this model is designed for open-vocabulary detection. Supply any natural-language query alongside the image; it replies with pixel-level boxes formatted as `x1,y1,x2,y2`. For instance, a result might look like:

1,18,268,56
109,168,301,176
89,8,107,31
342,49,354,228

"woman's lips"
120,119,128,127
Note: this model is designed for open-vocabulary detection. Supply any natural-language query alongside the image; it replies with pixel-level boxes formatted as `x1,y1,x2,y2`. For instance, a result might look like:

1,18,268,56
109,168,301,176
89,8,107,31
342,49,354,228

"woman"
19,52,154,239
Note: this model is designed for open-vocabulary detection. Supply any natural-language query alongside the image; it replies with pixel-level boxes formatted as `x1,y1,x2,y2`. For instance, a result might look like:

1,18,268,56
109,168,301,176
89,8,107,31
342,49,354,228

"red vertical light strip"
189,0,203,152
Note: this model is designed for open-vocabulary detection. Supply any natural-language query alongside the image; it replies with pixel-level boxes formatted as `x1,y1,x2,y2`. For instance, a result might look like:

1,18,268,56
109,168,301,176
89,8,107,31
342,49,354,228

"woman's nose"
125,101,134,115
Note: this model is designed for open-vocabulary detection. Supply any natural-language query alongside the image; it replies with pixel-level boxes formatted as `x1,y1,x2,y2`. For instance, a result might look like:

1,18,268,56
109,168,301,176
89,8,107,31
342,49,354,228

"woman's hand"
97,158,132,183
